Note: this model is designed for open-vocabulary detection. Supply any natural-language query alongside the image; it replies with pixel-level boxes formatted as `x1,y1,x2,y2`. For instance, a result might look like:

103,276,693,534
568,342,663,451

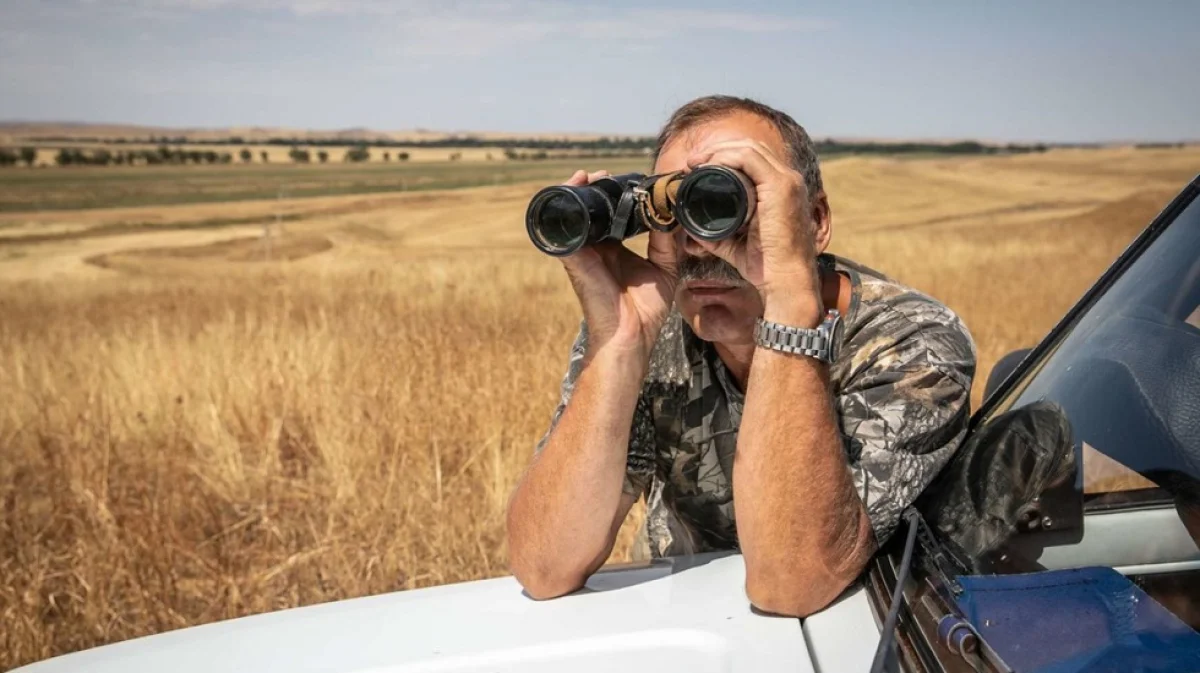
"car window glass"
996,191,1200,502
920,187,1200,569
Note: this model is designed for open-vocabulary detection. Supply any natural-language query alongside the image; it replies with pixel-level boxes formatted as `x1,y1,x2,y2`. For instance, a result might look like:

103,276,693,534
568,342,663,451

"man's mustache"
677,254,747,285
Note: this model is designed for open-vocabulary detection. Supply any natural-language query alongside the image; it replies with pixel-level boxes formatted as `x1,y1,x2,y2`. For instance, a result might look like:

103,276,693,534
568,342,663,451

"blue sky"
1,0,1196,142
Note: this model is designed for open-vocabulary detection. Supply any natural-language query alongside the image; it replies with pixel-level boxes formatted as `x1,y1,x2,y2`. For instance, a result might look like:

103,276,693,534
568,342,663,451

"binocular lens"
527,175,636,256
680,171,743,239
529,191,588,255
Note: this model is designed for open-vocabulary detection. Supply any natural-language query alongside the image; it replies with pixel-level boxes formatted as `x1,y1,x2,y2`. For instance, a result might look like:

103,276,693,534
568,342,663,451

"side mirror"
918,399,1083,572
983,347,1033,401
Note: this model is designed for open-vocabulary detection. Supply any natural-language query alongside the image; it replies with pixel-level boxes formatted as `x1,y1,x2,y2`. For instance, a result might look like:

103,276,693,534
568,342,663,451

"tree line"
815,140,1050,155
283,145,410,163
53,147,236,166
0,144,417,167
16,134,1062,159
2,137,1067,169
0,147,38,166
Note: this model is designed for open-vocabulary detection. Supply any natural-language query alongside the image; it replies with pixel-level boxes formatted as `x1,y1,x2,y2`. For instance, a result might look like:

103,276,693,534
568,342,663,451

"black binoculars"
525,166,756,256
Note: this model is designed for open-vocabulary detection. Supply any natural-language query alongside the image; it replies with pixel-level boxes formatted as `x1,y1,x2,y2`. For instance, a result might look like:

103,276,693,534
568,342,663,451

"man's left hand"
686,140,823,326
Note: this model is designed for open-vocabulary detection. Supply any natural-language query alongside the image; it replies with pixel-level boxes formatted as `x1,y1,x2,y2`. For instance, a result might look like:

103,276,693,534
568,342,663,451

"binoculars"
525,166,756,256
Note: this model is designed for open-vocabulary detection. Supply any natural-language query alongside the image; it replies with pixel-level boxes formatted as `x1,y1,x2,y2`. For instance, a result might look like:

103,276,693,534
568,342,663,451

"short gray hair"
651,95,824,198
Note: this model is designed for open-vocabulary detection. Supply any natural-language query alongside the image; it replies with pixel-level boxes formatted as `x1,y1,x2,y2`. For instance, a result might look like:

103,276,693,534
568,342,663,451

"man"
506,95,976,617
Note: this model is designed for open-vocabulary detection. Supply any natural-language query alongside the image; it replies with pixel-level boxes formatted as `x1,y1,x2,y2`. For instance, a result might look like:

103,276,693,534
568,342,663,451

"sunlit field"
0,157,650,212
1,147,1197,669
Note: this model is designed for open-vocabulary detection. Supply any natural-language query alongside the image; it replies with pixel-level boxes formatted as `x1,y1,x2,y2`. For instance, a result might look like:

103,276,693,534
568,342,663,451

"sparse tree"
20,147,37,167
220,152,233,164
382,151,390,162
343,145,370,162
397,151,410,161
240,148,253,163
203,150,219,164
317,150,329,163
289,146,311,163
261,150,270,163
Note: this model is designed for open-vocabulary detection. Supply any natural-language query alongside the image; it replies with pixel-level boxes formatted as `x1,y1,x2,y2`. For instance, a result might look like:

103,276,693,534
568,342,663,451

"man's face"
654,111,789,346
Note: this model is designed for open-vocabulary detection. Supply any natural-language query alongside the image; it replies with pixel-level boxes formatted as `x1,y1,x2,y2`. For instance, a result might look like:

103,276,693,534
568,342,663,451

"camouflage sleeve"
534,321,656,498
838,318,976,543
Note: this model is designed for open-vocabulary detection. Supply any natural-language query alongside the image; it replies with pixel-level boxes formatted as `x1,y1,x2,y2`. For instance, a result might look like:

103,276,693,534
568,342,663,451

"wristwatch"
753,309,843,363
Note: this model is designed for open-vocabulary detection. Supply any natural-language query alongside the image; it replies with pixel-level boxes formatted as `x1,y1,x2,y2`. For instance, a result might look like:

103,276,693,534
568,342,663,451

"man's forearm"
506,348,645,598
733,340,875,617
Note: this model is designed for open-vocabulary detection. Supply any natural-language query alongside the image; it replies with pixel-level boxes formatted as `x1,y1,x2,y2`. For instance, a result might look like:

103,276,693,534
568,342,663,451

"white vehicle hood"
15,553,878,673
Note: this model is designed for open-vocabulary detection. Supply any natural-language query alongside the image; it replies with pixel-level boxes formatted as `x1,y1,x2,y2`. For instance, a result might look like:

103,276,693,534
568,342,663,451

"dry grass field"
1,147,1197,669
0,157,650,212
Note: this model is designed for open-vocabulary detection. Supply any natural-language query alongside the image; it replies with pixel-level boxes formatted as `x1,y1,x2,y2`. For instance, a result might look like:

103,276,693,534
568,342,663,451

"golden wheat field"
1,147,1198,669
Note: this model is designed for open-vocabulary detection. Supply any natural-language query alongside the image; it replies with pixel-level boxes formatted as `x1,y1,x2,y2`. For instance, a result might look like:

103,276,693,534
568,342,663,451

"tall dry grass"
2,148,1196,670
0,254,632,667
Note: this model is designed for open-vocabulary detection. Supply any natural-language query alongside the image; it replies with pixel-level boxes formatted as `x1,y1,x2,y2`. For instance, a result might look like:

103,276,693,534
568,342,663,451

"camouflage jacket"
535,254,976,558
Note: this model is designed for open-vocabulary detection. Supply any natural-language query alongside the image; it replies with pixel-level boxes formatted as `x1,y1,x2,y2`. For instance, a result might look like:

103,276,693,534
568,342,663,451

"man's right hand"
558,170,679,363
505,170,668,599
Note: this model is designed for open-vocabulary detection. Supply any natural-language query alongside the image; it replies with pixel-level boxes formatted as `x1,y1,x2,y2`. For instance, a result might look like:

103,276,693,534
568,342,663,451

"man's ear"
809,191,832,254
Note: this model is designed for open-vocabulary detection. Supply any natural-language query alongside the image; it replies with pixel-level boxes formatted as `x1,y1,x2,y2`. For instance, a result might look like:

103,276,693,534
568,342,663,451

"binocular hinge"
634,173,679,232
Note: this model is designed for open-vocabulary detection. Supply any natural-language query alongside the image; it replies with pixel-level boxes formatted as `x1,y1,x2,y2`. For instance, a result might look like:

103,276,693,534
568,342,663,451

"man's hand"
681,141,872,617
558,170,678,361
684,142,825,326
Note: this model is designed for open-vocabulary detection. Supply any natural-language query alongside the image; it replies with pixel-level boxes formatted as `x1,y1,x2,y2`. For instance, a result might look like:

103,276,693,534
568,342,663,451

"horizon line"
1,119,1197,147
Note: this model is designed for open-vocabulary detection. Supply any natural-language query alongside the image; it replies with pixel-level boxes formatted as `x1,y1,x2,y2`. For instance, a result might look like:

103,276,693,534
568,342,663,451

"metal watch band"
753,310,840,363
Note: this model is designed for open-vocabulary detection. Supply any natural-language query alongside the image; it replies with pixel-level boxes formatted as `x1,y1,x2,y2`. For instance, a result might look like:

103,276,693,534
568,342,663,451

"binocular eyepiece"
525,166,756,256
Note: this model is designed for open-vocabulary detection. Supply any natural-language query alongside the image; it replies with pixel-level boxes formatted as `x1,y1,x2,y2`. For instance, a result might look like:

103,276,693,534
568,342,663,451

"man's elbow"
511,561,587,600
745,570,854,618
744,548,871,618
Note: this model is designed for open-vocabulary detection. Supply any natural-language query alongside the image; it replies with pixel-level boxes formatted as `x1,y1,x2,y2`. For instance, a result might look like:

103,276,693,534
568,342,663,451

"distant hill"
0,122,619,144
